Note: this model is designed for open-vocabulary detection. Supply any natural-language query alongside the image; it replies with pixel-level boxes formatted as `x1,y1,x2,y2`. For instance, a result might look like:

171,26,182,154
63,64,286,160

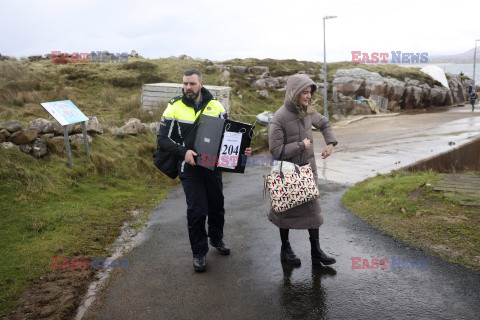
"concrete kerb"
332,113,400,129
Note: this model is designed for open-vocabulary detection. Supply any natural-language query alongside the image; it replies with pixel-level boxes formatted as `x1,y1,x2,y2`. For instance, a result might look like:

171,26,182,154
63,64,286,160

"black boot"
310,238,336,265
209,239,230,255
193,255,206,272
281,241,301,266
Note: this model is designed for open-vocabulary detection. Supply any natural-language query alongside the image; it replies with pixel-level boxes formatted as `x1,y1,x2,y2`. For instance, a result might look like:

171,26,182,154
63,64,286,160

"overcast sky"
1,0,479,62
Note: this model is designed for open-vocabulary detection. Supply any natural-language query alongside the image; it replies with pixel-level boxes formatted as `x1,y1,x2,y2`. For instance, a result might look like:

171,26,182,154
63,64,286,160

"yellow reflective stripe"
162,99,225,121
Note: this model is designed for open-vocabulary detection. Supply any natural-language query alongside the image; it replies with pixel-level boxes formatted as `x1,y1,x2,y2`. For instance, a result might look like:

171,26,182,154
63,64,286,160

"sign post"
40,100,90,167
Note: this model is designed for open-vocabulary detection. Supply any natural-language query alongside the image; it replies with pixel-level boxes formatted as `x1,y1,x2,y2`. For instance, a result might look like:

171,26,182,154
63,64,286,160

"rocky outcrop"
331,68,469,110
1,120,23,133
447,74,473,105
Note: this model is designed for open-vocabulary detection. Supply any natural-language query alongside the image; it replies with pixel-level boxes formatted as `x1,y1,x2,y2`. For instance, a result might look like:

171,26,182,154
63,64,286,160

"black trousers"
179,166,225,258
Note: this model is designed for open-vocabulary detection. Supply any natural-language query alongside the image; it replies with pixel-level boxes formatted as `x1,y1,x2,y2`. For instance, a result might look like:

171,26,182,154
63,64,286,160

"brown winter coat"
268,74,337,229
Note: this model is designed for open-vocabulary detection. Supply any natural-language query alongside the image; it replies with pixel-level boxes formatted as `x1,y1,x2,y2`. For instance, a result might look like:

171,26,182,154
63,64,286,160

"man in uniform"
157,68,251,272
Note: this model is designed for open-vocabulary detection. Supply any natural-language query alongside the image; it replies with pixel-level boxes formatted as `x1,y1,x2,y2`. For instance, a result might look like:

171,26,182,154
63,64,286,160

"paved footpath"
81,107,480,320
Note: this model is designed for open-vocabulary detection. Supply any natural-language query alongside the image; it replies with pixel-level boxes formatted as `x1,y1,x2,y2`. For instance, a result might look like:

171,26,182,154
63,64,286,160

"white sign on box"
217,131,242,169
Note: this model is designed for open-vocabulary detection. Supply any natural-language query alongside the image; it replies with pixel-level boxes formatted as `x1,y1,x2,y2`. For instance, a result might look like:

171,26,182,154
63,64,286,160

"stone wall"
142,83,231,113
1,117,159,158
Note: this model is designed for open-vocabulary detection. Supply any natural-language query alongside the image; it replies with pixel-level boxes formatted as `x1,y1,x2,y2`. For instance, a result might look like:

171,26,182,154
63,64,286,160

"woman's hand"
322,144,334,159
303,138,311,149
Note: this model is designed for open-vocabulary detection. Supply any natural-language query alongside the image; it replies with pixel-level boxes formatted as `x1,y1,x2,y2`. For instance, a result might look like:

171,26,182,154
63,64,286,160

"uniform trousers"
179,166,225,258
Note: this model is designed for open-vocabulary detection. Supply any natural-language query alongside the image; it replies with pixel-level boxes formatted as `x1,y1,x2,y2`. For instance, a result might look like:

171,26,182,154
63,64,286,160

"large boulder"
331,102,347,116
31,138,47,158
255,90,269,98
350,102,372,115
384,78,406,102
121,118,147,135
42,120,63,135
1,120,23,133
9,129,38,145
364,80,385,97
19,143,33,154
69,133,92,144
248,66,269,74
233,66,248,73
109,127,125,137
1,142,18,150
85,116,104,134
404,86,424,109
252,78,266,87
0,129,10,143
149,122,161,133
448,74,466,105
334,68,384,82
332,77,364,95
333,68,386,97
430,86,452,106
27,118,50,134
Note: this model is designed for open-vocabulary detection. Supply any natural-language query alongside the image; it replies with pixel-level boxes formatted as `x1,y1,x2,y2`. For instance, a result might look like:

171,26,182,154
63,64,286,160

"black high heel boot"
310,237,336,265
281,241,301,266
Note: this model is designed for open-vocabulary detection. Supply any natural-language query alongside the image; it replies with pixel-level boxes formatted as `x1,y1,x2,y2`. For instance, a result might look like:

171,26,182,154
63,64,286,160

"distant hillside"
429,47,480,62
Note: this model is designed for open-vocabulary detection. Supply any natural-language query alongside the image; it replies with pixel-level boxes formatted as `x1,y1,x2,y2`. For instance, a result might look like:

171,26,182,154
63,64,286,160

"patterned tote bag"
264,145,320,213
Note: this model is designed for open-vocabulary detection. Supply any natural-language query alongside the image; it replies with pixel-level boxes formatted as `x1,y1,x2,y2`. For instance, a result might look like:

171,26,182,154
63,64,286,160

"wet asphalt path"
83,163,480,319
321,107,480,184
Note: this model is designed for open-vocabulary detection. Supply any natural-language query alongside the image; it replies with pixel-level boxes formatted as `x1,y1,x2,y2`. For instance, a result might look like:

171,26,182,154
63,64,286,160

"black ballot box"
194,115,254,173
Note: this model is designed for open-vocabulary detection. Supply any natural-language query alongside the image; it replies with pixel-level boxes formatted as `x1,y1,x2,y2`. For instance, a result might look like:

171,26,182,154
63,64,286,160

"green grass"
342,171,480,272
0,132,177,315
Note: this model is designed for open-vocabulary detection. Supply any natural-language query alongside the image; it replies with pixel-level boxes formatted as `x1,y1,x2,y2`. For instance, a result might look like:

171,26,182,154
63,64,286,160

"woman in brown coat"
268,74,337,266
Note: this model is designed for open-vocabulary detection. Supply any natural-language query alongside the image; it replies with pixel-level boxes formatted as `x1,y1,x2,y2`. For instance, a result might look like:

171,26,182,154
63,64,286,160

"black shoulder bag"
153,105,206,179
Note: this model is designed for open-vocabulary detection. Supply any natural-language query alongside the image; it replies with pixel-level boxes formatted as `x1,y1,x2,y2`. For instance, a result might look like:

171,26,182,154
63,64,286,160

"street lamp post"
473,39,480,88
323,15,337,120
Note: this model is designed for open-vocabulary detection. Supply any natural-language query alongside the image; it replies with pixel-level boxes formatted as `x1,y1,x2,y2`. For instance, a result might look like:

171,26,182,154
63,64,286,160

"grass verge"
342,171,480,272
0,132,177,316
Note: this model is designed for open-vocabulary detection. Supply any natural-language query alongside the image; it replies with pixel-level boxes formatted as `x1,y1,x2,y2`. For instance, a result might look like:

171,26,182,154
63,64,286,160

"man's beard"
183,88,200,102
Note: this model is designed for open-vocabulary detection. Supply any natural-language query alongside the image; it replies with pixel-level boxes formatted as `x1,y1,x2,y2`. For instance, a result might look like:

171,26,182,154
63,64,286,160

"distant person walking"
471,91,478,111
268,74,338,267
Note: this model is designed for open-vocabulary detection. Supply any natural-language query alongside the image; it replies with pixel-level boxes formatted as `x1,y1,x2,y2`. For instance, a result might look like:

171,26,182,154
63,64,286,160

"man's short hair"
183,68,202,81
